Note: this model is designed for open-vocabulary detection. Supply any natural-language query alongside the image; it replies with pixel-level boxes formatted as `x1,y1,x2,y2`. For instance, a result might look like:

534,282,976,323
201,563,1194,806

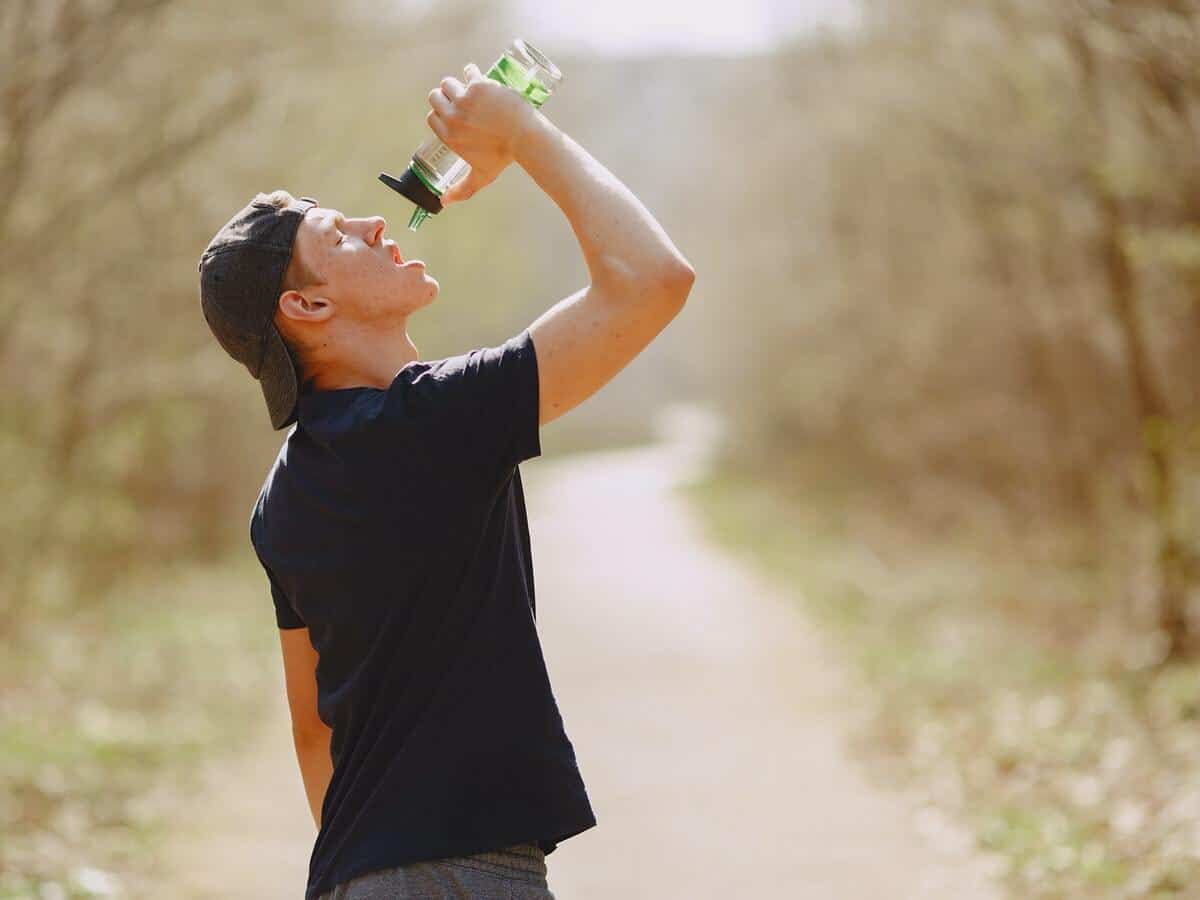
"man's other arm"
514,112,695,427
280,627,333,829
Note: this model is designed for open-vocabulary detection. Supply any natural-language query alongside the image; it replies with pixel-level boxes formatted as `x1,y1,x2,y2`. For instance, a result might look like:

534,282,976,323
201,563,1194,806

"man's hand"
426,62,539,207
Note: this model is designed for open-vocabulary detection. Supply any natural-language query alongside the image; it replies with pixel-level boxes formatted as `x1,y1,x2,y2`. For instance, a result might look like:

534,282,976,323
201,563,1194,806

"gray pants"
316,842,557,900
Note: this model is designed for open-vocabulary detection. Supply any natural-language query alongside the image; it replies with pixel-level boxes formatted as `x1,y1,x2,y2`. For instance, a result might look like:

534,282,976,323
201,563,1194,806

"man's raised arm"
426,63,695,428
516,103,696,427
513,110,694,425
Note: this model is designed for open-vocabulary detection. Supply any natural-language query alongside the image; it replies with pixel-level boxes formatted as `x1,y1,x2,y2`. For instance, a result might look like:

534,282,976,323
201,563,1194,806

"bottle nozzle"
408,207,430,231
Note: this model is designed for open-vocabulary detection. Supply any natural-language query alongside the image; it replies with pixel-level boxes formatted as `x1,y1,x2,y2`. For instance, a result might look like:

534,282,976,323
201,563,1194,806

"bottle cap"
379,168,443,215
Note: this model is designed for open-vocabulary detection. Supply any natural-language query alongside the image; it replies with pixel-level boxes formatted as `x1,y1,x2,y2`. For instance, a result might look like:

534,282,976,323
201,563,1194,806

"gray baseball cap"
198,192,319,430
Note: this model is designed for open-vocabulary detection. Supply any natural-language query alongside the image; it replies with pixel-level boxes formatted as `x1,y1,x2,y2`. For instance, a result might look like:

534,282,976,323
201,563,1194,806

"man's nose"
362,216,387,244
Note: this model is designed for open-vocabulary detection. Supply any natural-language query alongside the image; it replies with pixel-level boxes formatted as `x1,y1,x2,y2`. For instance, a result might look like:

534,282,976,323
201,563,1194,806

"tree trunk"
1068,20,1191,659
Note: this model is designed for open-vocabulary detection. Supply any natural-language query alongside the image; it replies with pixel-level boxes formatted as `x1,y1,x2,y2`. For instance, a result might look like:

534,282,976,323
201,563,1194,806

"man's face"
286,205,437,325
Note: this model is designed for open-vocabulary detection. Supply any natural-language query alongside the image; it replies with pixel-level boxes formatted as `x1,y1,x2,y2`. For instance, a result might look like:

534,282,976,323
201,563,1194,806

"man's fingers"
428,88,451,117
463,62,484,82
426,109,449,142
440,76,465,101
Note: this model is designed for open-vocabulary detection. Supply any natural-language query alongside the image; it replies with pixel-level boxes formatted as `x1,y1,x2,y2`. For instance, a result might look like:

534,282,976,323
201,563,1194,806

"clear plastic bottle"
379,38,564,231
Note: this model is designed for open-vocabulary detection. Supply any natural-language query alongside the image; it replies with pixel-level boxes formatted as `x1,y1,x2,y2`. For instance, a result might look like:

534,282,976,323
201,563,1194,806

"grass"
0,552,283,899
679,457,1200,899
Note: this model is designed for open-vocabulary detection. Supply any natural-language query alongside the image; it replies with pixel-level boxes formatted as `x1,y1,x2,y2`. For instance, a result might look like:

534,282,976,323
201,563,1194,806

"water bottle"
380,38,564,231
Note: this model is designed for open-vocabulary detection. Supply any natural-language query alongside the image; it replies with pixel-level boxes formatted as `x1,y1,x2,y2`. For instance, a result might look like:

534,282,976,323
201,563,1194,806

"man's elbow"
654,260,696,306
292,720,332,748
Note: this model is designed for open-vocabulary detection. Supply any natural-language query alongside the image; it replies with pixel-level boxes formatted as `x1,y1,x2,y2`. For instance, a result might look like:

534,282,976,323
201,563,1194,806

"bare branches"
0,0,172,238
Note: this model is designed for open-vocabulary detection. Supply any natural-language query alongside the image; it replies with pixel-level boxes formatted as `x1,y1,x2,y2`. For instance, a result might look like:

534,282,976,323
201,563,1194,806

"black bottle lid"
379,167,443,215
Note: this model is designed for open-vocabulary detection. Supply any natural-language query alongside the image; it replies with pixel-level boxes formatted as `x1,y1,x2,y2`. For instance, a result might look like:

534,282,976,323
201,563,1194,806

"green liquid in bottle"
487,55,552,107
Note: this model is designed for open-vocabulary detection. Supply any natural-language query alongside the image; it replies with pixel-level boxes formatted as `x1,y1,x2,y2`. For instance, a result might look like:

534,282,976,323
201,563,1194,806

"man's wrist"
513,109,555,169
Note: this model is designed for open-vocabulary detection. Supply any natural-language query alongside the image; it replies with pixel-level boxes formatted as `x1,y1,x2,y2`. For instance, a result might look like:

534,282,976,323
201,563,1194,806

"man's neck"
307,324,420,392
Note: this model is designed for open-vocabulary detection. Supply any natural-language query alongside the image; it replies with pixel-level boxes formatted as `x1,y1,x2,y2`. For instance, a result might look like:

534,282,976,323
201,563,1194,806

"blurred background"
3,0,1200,897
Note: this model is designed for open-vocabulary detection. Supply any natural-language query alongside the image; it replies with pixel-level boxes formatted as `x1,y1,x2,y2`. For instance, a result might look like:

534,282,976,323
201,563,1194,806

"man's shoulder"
248,436,290,533
407,332,533,384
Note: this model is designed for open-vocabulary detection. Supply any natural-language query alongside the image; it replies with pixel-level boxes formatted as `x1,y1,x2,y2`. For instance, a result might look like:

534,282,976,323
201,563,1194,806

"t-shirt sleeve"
264,560,306,630
419,328,542,483
250,505,306,630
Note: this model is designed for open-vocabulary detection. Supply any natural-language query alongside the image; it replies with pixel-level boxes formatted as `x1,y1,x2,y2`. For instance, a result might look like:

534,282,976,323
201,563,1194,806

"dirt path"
159,405,1004,899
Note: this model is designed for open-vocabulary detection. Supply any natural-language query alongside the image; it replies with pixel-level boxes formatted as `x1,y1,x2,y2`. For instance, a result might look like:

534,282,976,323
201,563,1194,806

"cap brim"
259,324,300,430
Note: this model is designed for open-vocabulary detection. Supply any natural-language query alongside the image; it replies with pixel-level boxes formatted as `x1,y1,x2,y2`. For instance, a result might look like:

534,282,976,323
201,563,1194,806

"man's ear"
278,288,333,324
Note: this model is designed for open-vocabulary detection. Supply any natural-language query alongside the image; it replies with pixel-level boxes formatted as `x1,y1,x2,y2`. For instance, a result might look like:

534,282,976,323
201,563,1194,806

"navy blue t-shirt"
249,328,596,900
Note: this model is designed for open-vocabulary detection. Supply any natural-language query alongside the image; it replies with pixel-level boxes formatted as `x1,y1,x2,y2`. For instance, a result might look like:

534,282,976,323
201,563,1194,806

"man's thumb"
441,168,480,206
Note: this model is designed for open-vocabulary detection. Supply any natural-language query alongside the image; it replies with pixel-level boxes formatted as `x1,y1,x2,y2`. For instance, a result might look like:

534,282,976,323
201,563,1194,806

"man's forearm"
514,111,693,290
294,731,333,830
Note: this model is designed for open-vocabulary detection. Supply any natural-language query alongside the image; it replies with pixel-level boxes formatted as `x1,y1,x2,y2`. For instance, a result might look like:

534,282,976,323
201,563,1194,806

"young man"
197,62,694,900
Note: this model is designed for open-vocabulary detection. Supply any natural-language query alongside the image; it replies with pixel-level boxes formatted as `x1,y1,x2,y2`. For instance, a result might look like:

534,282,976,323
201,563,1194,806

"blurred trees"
0,0,495,637
8,0,1197,663
3,4,535,886
3,0,251,635
719,1,1200,658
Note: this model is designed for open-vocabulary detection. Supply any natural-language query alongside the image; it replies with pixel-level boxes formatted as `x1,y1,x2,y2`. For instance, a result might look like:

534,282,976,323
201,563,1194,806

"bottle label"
420,142,455,169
